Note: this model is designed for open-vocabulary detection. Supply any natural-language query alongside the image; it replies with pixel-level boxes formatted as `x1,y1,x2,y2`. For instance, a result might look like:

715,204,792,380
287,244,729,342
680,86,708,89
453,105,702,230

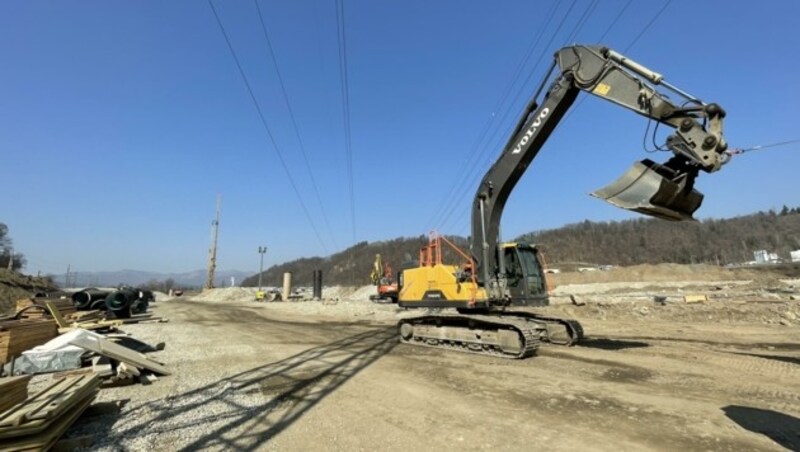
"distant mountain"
243,207,800,286
68,269,252,289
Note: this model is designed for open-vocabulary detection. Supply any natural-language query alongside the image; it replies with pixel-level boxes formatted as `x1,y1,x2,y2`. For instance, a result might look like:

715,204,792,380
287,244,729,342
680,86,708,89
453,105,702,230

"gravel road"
63,294,800,451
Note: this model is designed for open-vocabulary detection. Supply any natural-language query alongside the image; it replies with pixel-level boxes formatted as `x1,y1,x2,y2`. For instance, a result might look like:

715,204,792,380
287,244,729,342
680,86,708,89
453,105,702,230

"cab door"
503,247,528,302
505,245,548,306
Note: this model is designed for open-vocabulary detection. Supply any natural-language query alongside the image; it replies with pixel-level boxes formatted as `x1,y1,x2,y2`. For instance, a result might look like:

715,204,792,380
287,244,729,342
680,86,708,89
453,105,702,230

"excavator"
397,44,729,358
370,254,399,303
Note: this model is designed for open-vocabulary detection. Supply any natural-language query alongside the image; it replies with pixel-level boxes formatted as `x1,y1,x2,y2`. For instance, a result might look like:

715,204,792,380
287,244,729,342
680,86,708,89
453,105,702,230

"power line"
624,0,671,53
427,1,561,230
726,138,800,155
437,0,580,233
208,0,328,254
432,0,572,231
560,0,658,123
444,0,672,235
562,0,600,45
597,0,633,43
335,0,357,246
253,0,339,249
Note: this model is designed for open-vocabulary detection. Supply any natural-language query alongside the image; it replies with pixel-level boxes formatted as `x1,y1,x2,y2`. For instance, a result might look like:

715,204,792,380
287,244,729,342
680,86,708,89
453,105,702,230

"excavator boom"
472,45,727,290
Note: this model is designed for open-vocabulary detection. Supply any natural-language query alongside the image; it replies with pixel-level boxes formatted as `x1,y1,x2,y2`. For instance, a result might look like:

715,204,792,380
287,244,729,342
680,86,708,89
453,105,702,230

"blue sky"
2,0,799,276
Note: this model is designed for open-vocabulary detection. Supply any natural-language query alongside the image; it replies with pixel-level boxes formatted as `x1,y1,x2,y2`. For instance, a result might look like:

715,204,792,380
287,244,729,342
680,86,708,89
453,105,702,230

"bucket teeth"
591,159,703,221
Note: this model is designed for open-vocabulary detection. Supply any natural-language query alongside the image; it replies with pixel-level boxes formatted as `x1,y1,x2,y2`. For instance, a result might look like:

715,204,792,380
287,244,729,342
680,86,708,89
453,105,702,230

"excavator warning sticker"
593,83,611,96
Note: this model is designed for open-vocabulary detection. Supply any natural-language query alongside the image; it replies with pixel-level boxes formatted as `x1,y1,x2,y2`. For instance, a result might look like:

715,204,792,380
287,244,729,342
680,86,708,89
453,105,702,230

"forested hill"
518,207,800,266
243,207,800,287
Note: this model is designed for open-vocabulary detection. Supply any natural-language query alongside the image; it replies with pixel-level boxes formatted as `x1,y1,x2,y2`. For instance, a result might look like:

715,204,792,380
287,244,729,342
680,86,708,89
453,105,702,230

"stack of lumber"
0,376,30,414
43,302,120,334
66,310,104,323
0,374,99,451
0,320,58,364
15,298,76,320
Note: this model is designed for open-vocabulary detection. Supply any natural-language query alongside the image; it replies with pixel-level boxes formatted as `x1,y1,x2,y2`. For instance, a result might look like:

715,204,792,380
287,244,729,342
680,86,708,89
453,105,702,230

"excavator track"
398,314,543,359
398,311,585,358
503,310,585,346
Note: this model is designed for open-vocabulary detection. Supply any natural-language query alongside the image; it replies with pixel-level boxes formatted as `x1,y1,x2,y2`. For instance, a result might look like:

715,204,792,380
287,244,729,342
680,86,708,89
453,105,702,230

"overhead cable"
208,0,328,253
427,1,561,229
253,0,339,249
335,0,357,246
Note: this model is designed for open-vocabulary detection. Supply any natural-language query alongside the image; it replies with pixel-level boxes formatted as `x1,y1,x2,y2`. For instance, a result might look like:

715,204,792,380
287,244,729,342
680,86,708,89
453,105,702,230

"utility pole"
65,264,71,288
205,195,221,290
6,248,12,271
257,246,267,291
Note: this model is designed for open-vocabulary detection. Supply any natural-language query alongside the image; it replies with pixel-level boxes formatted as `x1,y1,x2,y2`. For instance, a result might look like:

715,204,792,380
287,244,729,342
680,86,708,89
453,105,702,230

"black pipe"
141,290,155,303
72,288,112,310
105,289,138,319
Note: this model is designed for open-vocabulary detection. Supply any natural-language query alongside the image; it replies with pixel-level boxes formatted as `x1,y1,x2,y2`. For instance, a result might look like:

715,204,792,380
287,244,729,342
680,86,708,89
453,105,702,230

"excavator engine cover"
591,159,703,221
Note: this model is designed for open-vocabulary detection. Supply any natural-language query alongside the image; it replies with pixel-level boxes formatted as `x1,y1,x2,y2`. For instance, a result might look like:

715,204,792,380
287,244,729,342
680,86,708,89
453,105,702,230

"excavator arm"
471,45,728,290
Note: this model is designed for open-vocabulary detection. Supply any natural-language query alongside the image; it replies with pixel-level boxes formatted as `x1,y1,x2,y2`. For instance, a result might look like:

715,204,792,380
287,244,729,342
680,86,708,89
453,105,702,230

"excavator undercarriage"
398,310,583,359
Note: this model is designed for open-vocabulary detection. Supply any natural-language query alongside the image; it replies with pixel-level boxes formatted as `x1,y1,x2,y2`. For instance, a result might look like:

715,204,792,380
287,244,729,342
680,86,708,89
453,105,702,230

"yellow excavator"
397,44,729,358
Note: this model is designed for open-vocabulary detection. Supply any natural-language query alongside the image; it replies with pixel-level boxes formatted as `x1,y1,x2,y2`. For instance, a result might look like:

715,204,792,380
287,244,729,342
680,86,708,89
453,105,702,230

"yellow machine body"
399,263,488,308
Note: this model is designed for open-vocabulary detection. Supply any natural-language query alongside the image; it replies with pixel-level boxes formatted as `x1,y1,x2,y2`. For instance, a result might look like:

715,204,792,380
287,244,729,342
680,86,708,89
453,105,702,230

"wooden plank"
116,316,167,325
0,391,95,451
15,298,76,320
0,376,30,414
43,301,69,329
65,310,104,323
684,294,708,303
57,322,121,334
50,368,93,379
46,301,121,333
0,375,99,436
69,332,169,376
0,320,58,364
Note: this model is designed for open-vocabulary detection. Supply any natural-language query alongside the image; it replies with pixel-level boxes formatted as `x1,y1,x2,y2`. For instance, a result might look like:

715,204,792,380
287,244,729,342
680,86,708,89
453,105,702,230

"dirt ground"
56,270,800,451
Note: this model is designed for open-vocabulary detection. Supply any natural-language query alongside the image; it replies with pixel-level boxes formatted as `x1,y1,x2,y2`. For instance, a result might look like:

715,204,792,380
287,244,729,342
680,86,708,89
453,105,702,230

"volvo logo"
512,108,549,154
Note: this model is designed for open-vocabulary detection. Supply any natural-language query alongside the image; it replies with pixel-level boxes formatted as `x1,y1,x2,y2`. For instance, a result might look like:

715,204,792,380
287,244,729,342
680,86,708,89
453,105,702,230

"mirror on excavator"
591,158,704,221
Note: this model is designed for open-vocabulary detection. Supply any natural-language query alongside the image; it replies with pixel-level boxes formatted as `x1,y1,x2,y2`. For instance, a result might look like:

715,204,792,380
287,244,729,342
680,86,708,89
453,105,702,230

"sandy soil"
57,278,800,451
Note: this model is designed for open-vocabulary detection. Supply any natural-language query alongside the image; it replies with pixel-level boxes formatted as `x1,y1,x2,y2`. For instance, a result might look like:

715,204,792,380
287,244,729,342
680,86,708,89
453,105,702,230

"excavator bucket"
591,159,703,221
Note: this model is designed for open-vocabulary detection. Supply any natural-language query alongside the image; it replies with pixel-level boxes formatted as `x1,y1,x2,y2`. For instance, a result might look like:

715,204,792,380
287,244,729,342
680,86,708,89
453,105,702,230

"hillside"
518,208,800,266
243,208,800,287
0,269,58,315
243,236,431,288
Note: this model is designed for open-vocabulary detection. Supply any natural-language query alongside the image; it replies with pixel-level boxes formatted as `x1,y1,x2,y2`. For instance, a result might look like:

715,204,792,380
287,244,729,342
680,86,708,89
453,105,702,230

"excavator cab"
502,244,548,306
592,159,704,221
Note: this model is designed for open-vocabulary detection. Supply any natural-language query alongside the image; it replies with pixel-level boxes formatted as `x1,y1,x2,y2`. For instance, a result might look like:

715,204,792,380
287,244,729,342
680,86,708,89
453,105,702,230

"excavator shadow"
723,405,800,450
577,337,650,350
113,326,397,451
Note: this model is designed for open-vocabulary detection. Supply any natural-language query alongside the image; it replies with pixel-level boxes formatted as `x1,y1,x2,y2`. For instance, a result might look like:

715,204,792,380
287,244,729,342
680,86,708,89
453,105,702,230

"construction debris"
15,298,76,320
67,310,105,323
10,330,88,375
116,313,168,325
0,374,99,451
0,319,58,365
45,300,122,334
0,292,171,449
684,294,708,303
65,329,170,376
